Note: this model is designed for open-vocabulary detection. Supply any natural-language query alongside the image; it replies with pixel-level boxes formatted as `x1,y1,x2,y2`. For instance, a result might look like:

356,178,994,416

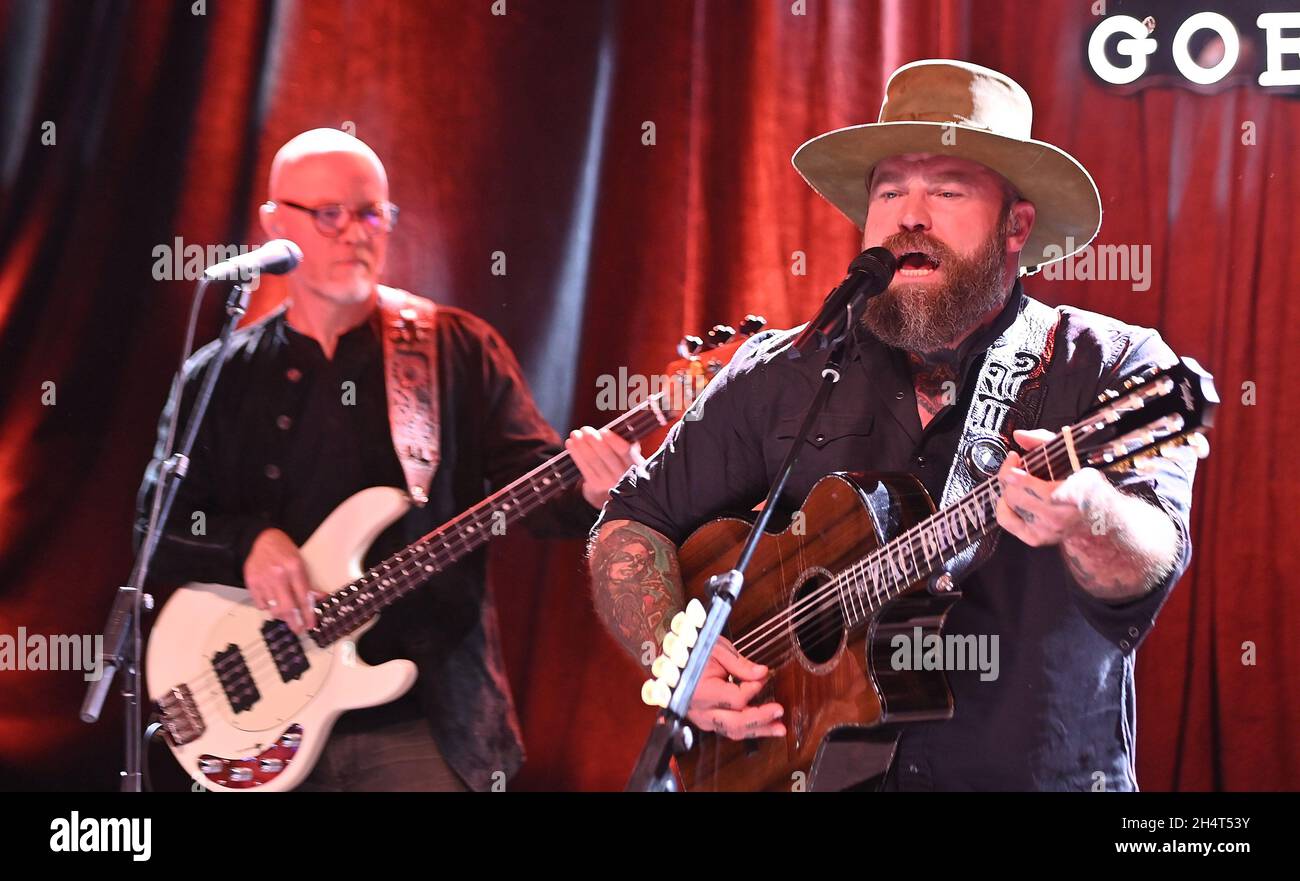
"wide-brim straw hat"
792,59,1101,274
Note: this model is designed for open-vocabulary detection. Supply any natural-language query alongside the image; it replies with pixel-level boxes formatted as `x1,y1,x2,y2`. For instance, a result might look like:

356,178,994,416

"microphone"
202,239,303,282
788,247,897,357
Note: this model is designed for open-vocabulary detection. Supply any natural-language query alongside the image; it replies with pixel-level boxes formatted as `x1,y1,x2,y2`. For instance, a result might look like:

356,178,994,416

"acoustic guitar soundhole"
790,568,844,666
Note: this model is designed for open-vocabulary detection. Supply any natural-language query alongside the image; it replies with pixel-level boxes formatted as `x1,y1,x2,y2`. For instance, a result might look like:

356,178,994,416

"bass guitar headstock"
652,314,767,423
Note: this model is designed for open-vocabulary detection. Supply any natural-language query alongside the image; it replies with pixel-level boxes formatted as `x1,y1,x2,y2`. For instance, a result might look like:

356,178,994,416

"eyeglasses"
276,200,400,237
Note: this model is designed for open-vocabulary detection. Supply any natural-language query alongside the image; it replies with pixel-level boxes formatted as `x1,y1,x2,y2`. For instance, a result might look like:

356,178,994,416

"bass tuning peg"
706,325,736,347
677,335,704,359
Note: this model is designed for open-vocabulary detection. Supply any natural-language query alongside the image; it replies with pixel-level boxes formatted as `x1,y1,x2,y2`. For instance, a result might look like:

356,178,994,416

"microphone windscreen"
262,239,304,275
850,247,897,285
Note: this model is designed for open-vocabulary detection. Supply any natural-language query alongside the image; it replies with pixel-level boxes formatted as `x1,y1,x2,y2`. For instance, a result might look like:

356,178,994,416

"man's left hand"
567,427,644,509
995,428,1118,547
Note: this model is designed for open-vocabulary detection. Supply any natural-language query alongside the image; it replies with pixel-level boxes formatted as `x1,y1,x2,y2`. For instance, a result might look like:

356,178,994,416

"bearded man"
588,60,1197,791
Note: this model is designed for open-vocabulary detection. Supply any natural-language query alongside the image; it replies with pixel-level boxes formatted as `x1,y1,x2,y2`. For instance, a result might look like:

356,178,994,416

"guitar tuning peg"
651,654,680,687
670,611,699,643
662,631,680,656
666,635,689,668
677,335,704,359
706,324,736,347
685,598,707,629
1133,453,1161,474
739,314,767,335
1155,432,1211,462
641,678,671,708
664,628,696,659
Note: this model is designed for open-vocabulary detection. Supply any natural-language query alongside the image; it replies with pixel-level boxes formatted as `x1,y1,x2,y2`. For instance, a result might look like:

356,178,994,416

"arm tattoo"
588,520,684,666
1060,491,1180,602
1062,547,1109,594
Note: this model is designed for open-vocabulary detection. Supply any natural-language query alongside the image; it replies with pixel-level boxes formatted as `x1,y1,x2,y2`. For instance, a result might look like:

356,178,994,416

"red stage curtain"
0,0,1294,791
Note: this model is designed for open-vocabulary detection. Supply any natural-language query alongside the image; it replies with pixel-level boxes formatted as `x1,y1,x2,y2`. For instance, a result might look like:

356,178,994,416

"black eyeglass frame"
275,200,400,237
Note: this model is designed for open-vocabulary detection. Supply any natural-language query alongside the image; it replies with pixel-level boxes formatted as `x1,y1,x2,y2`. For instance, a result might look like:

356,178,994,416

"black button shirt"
598,283,1198,791
136,301,598,791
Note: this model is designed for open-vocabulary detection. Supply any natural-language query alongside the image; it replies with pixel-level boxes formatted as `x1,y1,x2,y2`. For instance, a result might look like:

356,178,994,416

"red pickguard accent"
198,723,303,789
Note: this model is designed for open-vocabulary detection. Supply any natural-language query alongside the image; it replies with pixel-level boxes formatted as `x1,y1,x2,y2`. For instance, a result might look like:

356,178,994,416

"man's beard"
861,218,1013,354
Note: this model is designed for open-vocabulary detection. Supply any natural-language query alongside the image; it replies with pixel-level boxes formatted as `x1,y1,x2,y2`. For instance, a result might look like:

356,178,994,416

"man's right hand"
244,528,321,635
686,636,786,740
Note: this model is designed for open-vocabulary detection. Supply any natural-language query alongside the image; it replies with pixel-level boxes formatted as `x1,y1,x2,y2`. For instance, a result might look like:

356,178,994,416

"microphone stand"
625,321,858,792
81,280,250,792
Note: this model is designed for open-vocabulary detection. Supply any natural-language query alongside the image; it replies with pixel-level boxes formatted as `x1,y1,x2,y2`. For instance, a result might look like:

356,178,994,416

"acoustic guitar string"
731,424,1101,667
737,424,1166,672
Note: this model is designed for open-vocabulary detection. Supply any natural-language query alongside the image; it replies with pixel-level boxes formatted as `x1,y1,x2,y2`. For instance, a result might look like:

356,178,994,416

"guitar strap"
938,295,1060,582
377,285,441,507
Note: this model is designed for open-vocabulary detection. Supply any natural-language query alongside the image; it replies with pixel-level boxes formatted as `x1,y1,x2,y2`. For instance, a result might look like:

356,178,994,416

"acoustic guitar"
646,357,1217,792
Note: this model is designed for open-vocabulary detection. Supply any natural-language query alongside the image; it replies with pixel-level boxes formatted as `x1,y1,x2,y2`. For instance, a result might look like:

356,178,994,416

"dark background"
1,0,1295,791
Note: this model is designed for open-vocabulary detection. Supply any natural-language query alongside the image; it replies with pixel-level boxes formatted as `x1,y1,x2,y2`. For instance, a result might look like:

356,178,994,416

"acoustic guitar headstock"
1054,356,1218,478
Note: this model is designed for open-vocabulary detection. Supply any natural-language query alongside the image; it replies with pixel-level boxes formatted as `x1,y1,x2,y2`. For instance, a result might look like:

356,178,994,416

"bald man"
136,128,637,791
